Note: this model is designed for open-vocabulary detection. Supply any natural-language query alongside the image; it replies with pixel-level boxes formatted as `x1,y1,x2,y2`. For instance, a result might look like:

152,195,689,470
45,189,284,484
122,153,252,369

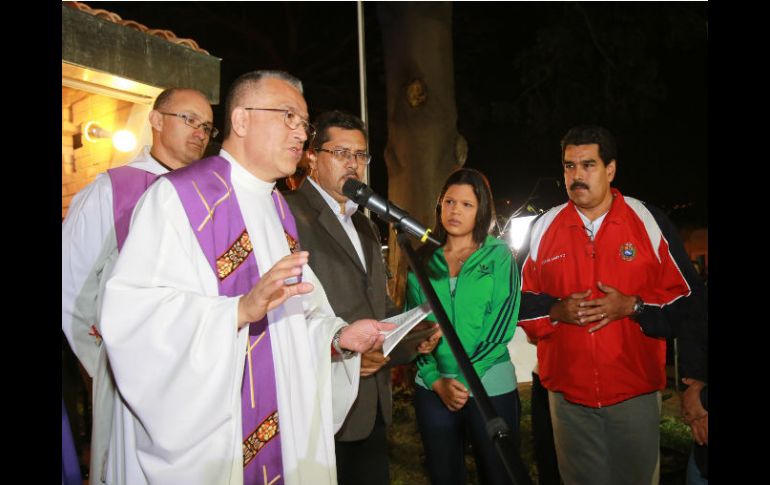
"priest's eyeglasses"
243,107,316,140
315,147,372,165
159,112,219,138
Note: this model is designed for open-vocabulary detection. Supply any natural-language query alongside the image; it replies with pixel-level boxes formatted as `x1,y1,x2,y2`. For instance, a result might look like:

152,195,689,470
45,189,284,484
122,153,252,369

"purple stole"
166,156,299,485
108,166,160,251
62,399,82,485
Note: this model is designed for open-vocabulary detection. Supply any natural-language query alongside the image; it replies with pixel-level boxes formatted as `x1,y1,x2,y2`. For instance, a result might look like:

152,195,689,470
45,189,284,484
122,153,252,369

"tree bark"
378,2,463,307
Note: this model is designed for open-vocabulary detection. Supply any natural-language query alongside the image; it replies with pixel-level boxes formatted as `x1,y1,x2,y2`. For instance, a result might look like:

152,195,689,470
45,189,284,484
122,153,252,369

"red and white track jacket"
518,188,696,408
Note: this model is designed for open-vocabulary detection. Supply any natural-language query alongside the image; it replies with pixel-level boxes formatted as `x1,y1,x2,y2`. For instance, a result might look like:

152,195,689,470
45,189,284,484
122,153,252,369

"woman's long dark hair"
418,168,495,262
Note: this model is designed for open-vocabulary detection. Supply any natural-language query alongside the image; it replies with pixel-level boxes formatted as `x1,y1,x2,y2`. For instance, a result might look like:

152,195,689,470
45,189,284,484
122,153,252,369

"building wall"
62,87,135,219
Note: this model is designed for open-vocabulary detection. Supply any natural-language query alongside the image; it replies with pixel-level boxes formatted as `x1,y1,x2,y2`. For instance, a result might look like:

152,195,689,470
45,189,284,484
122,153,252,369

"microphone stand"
396,228,532,485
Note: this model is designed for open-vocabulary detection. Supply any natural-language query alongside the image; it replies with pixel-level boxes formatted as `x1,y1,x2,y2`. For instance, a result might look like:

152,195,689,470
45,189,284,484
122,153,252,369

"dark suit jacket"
283,180,399,441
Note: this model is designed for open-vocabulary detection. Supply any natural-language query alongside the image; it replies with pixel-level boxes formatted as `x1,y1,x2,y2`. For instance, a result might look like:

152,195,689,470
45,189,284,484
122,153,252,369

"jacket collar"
305,176,359,217
297,179,372,274
566,187,627,228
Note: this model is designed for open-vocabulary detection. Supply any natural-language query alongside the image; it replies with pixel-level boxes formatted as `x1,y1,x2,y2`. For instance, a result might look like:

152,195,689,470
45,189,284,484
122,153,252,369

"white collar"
129,146,169,175
307,176,359,217
575,207,608,227
576,206,608,240
219,149,275,195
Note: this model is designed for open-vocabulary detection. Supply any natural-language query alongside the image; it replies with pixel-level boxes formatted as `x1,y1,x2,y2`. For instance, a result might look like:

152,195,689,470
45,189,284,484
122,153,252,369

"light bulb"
505,215,537,251
112,130,137,153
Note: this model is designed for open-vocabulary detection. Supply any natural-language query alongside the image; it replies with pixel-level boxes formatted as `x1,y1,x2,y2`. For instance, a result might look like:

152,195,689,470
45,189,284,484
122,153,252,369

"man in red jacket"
518,125,705,485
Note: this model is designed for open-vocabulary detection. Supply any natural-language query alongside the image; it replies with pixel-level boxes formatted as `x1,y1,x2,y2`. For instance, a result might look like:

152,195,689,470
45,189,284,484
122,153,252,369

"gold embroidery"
284,231,299,254
193,171,232,232
216,231,253,280
243,411,280,467
263,465,281,485
270,190,299,253
88,325,102,344
248,332,265,353
247,331,266,409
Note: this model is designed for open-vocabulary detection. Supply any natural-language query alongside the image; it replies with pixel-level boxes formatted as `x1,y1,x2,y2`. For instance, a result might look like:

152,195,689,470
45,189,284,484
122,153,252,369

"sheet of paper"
381,302,433,357
386,326,439,364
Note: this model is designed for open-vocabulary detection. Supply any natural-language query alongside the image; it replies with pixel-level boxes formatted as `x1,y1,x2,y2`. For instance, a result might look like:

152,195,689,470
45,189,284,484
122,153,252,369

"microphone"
343,179,440,246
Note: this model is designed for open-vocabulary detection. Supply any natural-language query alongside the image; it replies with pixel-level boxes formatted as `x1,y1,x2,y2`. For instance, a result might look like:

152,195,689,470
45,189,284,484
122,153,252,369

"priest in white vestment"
62,88,215,484
100,71,391,485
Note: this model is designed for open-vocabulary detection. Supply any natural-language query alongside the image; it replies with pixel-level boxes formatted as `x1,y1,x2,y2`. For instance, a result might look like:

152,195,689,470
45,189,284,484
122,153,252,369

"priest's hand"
360,351,390,377
237,252,314,329
339,319,396,354
432,377,469,412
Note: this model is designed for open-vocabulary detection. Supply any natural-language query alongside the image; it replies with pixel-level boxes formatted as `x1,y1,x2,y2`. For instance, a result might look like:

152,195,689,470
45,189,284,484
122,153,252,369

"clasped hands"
433,377,469,412
549,281,636,333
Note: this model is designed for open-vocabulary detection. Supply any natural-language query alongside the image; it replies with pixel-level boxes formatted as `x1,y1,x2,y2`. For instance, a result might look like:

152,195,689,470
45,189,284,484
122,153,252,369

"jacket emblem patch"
619,242,636,261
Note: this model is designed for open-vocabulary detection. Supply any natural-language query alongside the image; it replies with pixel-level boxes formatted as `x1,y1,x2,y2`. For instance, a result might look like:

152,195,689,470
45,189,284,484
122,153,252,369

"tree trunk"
378,2,464,308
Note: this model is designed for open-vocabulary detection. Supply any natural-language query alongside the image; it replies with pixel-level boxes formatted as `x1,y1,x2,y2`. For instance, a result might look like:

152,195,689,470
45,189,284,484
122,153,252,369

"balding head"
148,88,214,169
223,71,303,140
221,71,309,182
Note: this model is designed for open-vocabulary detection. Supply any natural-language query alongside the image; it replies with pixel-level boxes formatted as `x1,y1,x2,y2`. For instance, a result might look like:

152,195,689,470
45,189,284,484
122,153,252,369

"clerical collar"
307,176,359,217
218,149,276,194
148,151,175,172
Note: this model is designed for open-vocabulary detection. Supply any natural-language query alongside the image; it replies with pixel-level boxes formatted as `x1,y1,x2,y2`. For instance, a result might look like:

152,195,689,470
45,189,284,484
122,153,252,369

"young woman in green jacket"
405,168,522,485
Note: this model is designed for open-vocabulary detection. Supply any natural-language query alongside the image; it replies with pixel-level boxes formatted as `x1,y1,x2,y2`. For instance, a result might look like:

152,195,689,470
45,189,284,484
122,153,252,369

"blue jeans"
414,385,521,485
686,446,708,485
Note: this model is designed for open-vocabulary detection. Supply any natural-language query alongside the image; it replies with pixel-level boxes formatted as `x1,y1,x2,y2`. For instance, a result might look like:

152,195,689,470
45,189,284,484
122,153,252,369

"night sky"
89,1,708,227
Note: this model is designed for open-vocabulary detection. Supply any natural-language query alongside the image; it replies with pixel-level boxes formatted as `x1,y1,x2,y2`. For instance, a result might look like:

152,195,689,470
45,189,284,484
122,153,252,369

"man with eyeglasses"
62,87,214,484
517,125,707,485
282,110,441,485
100,71,393,485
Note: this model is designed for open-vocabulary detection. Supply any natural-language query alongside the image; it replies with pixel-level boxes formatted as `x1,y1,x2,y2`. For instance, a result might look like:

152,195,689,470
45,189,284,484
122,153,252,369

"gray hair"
152,87,208,111
223,70,304,138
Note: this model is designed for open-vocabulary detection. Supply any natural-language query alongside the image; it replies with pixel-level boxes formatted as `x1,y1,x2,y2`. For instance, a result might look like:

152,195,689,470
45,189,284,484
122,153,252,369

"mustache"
570,181,589,191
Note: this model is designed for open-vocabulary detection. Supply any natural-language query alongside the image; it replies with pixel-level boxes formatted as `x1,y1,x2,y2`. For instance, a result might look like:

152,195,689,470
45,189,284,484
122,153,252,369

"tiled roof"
64,2,210,55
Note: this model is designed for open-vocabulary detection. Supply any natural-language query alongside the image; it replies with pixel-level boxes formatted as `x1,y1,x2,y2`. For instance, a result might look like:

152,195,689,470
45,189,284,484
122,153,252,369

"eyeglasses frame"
242,107,316,140
313,147,372,165
158,112,219,138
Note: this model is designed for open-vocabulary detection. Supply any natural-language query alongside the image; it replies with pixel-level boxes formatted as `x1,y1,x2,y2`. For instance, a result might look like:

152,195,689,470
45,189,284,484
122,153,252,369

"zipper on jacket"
591,331,602,408
451,264,462,313
586,226,601,407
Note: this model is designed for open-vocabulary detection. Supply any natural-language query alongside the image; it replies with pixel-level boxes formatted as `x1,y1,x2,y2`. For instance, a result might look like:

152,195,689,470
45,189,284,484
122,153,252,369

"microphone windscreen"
342,178,369,202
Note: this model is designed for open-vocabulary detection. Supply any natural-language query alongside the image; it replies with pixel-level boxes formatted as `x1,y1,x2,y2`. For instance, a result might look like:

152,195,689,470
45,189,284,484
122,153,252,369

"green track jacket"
405,235,521,391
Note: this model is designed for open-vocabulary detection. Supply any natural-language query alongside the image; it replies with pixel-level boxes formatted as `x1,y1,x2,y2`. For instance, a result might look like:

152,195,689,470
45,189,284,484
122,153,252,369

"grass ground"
387,379,692,485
